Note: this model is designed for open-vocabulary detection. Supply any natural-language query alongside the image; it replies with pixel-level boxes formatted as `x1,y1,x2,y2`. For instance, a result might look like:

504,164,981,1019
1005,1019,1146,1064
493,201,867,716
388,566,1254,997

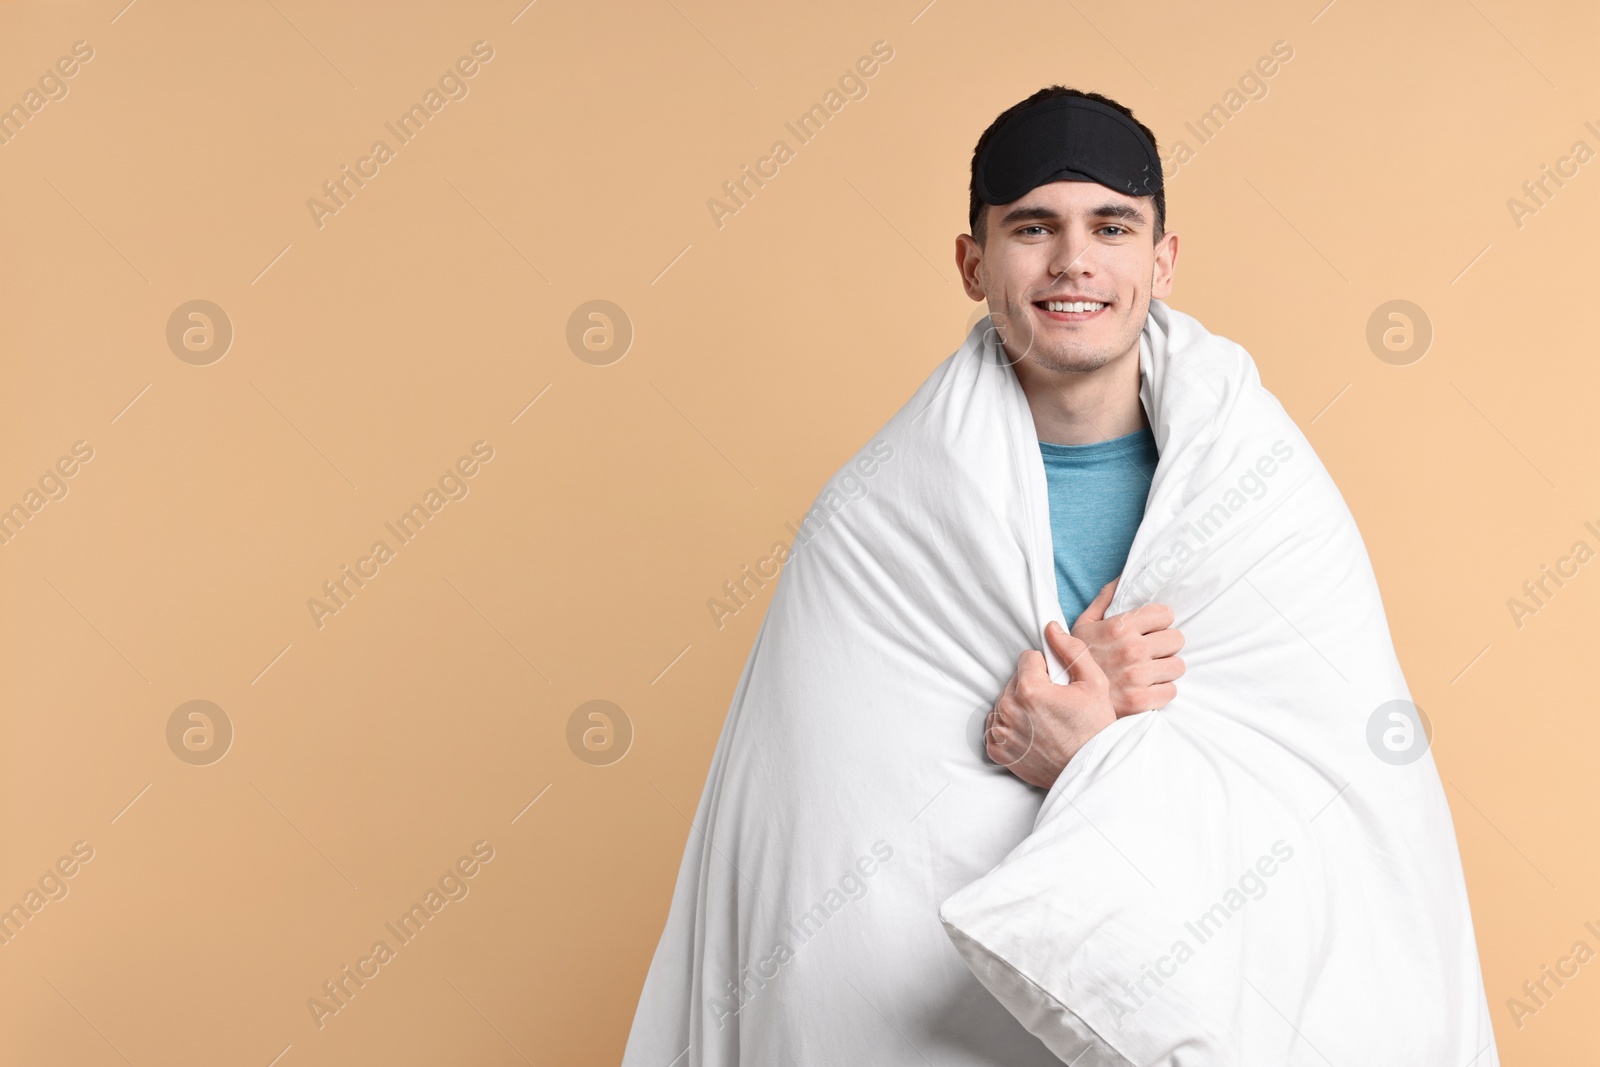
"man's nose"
1047,233,1094,280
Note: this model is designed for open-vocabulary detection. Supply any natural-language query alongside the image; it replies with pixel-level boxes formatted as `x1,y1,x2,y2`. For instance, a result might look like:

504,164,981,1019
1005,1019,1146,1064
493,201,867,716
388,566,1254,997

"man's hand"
985,622,1114,790
1071,577,1185,717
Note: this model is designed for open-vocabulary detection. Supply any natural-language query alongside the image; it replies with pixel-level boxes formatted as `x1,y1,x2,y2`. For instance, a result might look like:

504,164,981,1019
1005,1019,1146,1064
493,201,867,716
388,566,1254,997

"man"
956,86,1189,792
623,86,1496,1067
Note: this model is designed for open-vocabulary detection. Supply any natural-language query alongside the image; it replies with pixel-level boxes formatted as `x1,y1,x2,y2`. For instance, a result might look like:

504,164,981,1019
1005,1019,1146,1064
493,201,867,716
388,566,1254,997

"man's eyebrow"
997,201,1148,227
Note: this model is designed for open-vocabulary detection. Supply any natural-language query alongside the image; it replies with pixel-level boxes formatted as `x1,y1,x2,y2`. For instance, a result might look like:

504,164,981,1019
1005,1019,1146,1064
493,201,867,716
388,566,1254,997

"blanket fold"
622,300,1496,1067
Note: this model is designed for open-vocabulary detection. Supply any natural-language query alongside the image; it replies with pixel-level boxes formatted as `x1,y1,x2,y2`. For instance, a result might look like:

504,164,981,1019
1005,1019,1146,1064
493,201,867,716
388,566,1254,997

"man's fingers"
1145,628,1186,660
1045,622,1107,687
1015,647,1048,686
1072,576,1120,629
1120,601,1176,635
1117,682,1179,715
986,696,1035,768
1134,656,1186,686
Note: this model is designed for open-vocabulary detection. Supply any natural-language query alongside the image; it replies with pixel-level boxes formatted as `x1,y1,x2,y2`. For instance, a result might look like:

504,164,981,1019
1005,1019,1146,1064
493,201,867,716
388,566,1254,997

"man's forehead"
994,185,1151,223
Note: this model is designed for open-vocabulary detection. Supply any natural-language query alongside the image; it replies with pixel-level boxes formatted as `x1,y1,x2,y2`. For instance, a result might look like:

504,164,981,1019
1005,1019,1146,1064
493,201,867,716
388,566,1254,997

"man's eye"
1100,225,1128,237
1019,225,1048,235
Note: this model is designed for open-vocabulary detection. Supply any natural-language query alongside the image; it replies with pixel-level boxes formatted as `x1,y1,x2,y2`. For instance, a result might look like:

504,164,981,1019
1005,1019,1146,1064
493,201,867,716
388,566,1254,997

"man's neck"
1013,348,1149,446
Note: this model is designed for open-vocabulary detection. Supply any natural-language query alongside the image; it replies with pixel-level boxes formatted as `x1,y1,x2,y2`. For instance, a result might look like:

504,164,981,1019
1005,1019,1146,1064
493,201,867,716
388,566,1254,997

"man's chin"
1025,347,1120,376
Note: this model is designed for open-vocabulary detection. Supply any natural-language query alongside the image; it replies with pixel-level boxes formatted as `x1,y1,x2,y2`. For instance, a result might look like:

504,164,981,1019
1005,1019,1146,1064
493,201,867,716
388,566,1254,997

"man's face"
956,179,1177,376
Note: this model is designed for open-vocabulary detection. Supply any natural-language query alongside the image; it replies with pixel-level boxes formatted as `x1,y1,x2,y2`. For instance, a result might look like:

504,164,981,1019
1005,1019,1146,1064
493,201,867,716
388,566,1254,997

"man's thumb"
1073,576,1120,628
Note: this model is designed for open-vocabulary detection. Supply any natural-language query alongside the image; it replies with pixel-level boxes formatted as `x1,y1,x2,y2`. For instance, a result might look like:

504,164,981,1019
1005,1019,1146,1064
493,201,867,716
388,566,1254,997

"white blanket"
622,300,1498,1066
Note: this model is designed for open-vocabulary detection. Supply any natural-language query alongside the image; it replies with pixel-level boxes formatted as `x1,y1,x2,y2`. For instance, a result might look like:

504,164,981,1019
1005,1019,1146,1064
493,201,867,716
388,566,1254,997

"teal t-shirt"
1039,426,1159,623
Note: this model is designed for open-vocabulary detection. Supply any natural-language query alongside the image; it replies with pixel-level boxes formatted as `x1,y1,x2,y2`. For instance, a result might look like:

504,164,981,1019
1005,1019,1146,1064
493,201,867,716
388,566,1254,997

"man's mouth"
1033,298,1110,322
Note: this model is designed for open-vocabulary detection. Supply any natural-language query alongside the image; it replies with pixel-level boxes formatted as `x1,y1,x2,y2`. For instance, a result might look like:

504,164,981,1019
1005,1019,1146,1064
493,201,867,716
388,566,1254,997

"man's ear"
1151,232,1179,300
956,233,987,301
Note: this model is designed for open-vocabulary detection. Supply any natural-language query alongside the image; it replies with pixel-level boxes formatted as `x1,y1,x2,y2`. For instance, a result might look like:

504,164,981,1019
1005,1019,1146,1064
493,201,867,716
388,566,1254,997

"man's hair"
968,86,1164,246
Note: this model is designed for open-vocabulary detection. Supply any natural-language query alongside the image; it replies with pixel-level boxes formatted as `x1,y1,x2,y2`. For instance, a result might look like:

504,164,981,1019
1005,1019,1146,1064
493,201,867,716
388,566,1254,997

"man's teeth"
1043,300,1106,313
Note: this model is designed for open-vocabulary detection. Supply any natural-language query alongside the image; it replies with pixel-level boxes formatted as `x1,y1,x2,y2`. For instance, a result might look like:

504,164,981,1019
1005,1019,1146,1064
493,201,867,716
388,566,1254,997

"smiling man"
959,87,1188,790
622,84,1497,1067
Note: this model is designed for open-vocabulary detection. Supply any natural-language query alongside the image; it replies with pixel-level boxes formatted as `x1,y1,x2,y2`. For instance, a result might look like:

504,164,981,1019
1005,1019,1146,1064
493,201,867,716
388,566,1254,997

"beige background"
0,0,1595,1062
